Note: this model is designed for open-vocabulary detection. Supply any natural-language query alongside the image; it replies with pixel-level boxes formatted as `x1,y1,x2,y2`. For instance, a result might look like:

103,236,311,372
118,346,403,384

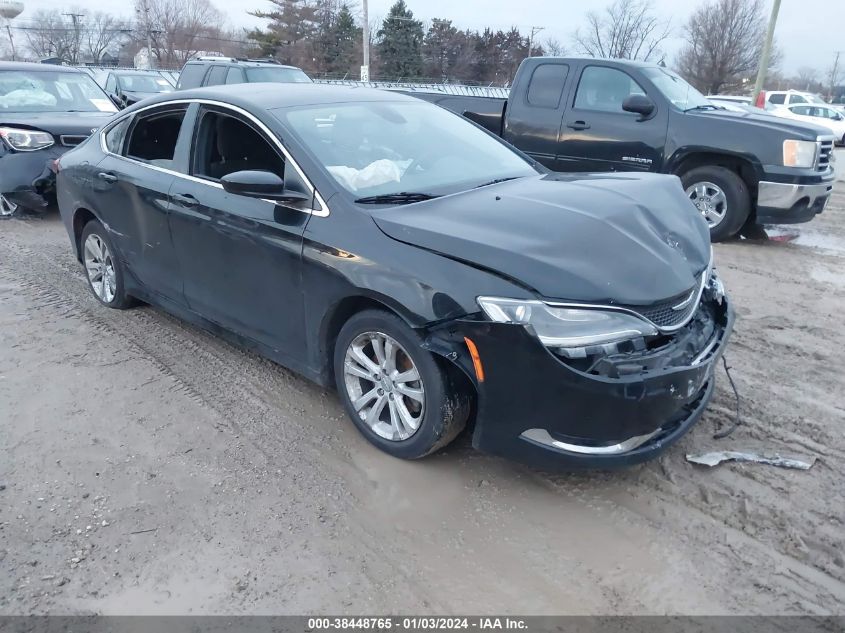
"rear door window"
226,68,245,85
125,107,187,169
104,117,130,153
526,64,569,109
790,94,808,104
204,66,228,87
768,93,785,105
573,66,646,113
176,64,206,89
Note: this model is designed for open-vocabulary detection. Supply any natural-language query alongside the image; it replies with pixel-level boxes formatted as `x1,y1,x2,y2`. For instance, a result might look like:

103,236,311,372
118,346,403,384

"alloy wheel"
686,181,728,228
0,194,17,217
83,233,117,303
343,331,425,441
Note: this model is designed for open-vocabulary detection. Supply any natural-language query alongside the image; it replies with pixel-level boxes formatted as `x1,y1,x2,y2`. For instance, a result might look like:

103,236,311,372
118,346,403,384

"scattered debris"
686,451,816,470
129,527,158,535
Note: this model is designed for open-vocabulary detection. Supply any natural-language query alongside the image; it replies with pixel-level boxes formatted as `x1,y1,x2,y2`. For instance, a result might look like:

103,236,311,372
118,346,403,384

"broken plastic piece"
686,450,815,470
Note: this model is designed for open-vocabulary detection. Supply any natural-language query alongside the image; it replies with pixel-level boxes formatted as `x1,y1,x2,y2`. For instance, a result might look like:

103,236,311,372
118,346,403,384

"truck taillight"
755,91,766,109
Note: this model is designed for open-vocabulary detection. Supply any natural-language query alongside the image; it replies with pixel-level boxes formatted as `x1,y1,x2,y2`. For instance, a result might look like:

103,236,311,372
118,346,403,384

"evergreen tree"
247,0,319,67
328,4,362,75
376,0,424,79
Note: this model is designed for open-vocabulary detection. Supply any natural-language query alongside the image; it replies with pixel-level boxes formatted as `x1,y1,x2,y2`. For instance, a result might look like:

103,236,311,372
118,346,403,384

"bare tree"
676,0,775,95
23,10,79,62
573,0,670,61
136,0,227,67
84,12,130,62
543,37,565,57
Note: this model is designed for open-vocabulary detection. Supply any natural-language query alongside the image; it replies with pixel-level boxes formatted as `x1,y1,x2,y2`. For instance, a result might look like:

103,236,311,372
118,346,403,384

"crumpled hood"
371,173,711,305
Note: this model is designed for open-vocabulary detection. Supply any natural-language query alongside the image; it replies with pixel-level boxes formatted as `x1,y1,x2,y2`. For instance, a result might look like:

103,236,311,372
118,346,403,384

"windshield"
246,67,312,84
642,67,711,110
119,74,173,93
0,70,117,113
280,100,537,199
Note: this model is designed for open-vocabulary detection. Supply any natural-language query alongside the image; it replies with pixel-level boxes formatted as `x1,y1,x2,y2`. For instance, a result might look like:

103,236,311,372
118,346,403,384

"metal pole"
751,0,781,105
361,0,369,80
5,23,15,61
829,51,842,102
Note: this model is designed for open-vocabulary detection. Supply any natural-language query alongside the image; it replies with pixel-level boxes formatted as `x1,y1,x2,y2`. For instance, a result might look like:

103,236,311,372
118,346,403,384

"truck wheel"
334,309,470,459
681,166,750,242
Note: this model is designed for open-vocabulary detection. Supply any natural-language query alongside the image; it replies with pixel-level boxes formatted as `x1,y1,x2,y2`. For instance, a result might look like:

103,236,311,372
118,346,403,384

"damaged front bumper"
429,278,734,469
0,146,68,214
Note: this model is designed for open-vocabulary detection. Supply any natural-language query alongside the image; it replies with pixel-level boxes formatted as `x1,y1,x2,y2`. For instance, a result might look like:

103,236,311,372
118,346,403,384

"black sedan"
0,62,118,217
103,70,175,108
56,84,733,469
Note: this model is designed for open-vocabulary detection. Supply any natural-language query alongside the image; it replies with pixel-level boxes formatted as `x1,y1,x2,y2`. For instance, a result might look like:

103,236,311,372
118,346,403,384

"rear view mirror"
221,170,310,203
622,94,656,119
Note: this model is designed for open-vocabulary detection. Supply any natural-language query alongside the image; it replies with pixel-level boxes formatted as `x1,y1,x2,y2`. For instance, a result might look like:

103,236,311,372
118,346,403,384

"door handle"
172,193,198,208
97,172,118,183
566,121,591,130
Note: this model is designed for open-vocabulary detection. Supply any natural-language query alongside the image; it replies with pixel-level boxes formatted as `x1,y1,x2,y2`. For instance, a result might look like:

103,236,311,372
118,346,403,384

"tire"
80,220,135,309
334,309,471,459
0,193,18,219
681,165,750,242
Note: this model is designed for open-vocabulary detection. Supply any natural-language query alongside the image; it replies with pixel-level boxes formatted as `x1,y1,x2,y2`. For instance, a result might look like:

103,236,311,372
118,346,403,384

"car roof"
185,59,302,70
0,61,85,73
112,69,167,75
138,83,417,111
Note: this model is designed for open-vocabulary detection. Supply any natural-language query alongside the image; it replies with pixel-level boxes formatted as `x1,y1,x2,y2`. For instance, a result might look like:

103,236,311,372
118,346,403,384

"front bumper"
756,179,834,224
0,146,69,213
432,293,734,470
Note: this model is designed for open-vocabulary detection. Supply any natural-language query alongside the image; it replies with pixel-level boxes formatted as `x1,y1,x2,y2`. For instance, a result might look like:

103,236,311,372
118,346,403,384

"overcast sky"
13,0,841,76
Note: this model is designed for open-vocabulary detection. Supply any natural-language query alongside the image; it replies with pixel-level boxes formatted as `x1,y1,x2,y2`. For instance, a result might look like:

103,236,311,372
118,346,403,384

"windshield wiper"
354,192,441,204
685,104,722,112
474,176,519,189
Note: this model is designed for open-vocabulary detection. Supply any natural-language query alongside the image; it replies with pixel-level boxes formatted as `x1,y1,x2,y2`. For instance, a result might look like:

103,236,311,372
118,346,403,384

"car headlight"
0,127,54,152
783,139,817,168
477,296,658,349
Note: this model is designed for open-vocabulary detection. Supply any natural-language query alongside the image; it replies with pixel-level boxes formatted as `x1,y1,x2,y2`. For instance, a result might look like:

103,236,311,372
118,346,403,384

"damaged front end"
427,267,733,469
0,145,65,217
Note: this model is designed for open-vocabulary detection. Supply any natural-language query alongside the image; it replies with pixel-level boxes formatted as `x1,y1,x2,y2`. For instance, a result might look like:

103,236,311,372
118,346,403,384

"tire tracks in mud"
2,216,844,613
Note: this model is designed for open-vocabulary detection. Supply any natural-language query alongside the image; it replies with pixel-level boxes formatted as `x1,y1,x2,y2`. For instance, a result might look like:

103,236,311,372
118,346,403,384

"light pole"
751,0,781,105
528,26,544,58
361,0,369,81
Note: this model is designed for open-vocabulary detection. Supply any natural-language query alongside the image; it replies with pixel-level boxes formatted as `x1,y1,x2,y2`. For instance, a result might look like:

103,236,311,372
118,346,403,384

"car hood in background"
371,173,711,306
0,111,115,137
122,91,165,103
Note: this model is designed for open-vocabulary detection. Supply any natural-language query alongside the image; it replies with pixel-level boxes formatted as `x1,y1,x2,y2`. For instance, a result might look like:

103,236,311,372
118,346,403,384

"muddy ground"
1,189,844,615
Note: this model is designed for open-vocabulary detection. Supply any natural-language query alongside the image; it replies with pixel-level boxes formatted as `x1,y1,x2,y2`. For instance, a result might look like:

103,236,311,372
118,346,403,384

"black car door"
501,62,571,169
93,104,188,302
166,103,312,362
557,63,668,172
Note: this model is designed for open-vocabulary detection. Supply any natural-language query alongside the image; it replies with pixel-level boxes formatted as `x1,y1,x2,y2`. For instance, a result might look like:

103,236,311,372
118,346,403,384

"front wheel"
681,166,750,242
334,309,470,459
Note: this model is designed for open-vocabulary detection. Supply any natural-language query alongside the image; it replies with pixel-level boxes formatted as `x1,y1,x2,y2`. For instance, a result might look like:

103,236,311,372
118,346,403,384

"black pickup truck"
411,58,836,241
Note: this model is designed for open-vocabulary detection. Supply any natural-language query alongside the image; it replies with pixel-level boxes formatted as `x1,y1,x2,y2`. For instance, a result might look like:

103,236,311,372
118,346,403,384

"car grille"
817,139,834,172
60,135,88,147
624,272,705,331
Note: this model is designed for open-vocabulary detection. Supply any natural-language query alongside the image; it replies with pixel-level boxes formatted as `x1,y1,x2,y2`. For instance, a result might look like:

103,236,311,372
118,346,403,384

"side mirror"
221,170,310,203
622,94,656,119
109,94,124,109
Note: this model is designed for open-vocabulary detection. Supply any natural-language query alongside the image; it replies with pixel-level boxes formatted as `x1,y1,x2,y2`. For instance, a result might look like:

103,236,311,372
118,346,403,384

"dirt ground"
1,189,844,616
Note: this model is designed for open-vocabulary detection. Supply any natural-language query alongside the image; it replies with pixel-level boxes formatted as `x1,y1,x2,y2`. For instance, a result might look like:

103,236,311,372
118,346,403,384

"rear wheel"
0,194,18,218
334,309,470,459
682,166,750,242
80,220,135,309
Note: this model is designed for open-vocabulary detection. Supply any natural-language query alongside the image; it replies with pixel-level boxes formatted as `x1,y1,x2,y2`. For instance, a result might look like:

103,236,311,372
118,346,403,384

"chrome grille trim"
545,268,711,335
816,137,834,172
